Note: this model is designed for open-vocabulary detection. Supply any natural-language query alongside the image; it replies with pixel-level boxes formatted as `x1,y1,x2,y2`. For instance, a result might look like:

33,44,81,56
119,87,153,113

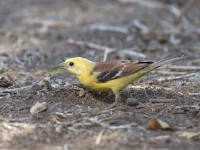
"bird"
60,55,186,108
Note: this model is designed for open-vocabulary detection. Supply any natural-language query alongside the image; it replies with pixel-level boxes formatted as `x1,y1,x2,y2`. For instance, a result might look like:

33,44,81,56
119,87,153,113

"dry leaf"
30,102,47,114
147,118,172,130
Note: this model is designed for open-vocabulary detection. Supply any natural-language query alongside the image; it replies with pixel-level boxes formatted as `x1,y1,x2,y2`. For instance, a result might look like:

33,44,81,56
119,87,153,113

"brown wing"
91,60,153,82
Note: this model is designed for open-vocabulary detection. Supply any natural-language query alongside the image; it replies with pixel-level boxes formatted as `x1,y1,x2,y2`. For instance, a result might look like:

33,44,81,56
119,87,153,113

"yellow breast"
77,71,142,92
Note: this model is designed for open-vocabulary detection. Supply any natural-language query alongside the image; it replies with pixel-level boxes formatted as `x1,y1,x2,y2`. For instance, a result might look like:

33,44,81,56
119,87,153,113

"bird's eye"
69,62,74,66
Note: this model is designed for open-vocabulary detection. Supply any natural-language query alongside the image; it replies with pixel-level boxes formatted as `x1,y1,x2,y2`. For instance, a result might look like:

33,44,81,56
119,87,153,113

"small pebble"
29,83,43,94
78,90,85,97
0,76,12,88
126,98,139,106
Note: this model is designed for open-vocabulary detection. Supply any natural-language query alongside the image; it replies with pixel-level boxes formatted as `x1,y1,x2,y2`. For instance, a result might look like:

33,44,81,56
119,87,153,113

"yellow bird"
60,55,186,108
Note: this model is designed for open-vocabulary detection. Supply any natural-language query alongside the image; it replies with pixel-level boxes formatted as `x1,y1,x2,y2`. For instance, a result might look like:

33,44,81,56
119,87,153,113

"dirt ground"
0,0,200,149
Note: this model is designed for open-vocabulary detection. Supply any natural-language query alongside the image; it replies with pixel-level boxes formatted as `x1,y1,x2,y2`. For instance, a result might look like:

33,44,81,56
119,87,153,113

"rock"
126,98,139,106
0,76,12,88
78,90,85,97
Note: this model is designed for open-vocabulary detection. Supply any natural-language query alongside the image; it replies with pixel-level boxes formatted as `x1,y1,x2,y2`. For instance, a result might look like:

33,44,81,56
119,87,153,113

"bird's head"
60,57,94,76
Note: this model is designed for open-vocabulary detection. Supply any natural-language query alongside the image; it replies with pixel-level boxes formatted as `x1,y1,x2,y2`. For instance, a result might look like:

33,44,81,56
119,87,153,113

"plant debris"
30,102,48,115
0,0,200,149
147,118,173,131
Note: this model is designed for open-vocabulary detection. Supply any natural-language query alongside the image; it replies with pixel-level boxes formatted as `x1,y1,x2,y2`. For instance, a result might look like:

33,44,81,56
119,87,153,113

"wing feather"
92,60,153,82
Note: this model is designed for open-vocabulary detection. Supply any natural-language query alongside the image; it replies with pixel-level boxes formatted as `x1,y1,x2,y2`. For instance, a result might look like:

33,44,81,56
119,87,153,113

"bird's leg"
106,89,121,109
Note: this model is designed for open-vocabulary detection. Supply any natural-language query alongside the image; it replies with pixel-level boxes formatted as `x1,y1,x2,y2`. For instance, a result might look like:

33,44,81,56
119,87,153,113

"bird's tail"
151,55,187,69
141,55,188,75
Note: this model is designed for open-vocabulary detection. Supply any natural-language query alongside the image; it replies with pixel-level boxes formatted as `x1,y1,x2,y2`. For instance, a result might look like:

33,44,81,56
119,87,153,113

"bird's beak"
58,62,66,69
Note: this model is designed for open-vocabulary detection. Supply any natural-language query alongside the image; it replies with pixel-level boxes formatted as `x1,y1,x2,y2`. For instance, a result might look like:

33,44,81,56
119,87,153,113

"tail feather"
141,55,188,74
151,55,188,69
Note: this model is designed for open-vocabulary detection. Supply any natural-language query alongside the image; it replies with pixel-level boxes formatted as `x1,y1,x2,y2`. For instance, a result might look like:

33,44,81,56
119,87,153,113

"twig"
155,70,186,75
95,130,105,145
169,5,182,17
68,39,146,58
118,0,168,9
132,85,173,92
167,65,200,72
103,48,109,61
173,0,198,25
108,123,136,130
149,98,175,103
0,93,9,96
72,122,93,128
117,49,146,58
0,86,31,93
157,73,196,83
86,24,128,34
67,39,116,53
132,20,150,34
188,93,200,96
175,105,200,111
0,81,45,94
24,18,74,28
1,122,37,129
